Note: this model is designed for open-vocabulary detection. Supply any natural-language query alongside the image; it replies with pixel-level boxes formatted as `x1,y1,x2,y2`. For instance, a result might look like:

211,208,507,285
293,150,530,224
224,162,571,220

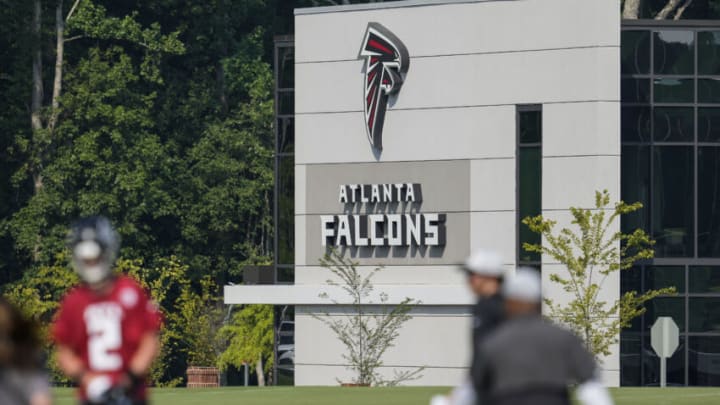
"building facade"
224,0,720,387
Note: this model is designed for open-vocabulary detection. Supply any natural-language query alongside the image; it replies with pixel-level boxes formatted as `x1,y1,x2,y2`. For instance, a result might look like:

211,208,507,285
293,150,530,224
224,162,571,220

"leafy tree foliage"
522,190,676,358
217,304,274,386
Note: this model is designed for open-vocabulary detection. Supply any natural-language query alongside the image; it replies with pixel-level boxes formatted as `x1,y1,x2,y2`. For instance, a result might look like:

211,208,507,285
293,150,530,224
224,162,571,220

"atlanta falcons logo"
358,22,409,151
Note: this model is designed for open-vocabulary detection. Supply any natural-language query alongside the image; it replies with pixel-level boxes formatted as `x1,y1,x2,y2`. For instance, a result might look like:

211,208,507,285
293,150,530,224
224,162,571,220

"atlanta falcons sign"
358,22,409,151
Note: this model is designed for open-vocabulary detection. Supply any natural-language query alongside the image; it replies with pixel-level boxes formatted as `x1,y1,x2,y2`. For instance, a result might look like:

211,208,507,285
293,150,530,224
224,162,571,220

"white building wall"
290,0,619,387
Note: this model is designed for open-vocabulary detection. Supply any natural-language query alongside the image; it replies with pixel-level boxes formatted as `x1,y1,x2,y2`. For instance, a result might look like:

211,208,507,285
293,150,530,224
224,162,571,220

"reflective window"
645,266,685,293
621,146,650,235
652,147,694,257
689,298,720,333
690,266,720,294
654,78,694,103
653,107,694,142
277,156,294,266
645,297,686,332
277,90,294,115
277,46,294,89
622,107,651,142
518,110,541,144
622,31,651,75
620,334,642,386
698,31,720,75
277,117,294,154
698,148,720,257
654,31,695,75
622,78,651,103
698,108,720,143
517,107,542,265
689,337,720,386
698,78,720,103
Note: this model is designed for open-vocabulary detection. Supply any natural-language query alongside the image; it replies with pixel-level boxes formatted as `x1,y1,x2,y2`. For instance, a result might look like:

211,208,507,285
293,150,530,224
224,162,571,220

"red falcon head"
358,22,409,151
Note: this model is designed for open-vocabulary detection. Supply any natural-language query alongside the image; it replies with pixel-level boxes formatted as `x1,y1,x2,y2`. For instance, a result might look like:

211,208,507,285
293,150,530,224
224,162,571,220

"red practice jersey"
52,275,162,400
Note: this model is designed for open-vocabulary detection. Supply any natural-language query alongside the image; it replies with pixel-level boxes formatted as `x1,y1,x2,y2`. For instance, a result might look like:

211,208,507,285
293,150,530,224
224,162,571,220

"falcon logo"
358,22,409,151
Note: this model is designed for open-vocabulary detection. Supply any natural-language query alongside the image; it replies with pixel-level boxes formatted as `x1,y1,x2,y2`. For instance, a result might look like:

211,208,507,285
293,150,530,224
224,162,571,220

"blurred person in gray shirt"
473,268,613,405
0,297,51,405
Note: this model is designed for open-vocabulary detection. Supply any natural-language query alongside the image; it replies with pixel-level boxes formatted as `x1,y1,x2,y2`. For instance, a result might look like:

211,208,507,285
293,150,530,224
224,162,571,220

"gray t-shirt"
475,316,597,405
0,369,50,405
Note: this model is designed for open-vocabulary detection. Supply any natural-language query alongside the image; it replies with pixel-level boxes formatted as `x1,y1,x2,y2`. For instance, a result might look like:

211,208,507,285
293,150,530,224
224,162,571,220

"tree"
313,249,423,386
622,0,719,19
217,304,274,386
522,190,676,358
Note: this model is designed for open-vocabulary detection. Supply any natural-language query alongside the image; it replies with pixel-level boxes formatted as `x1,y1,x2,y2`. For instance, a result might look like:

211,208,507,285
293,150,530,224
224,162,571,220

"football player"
53,216,162,405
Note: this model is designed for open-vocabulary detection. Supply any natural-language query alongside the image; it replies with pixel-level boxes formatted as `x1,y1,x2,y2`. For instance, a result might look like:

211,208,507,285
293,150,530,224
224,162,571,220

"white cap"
503,267,542,303
463,250,504,277
74,240,101,260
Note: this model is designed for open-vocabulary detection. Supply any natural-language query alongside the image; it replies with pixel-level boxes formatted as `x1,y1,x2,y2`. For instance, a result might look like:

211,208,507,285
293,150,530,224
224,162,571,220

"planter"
186,366,220,388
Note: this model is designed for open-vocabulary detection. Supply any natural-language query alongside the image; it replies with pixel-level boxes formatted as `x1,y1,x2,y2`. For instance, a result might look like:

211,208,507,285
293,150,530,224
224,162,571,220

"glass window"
642,335,686,386
689,298,720,332
645,266,685,293
277,46,295,89
277,90,294,115
654,78,694,104
698,31,720,75
698,108,720,143
622,31,651,74
645,297,685,332
277,156,294,265
689,267,720,294
622,78,651,103
698,78,720,104
653,107,694,142
688,337,720,386
654,30,695,75
518,146,541,263
622,107,651,142
698,147,720,257
653,147,694,257
277,117,294,154
622,266,642,295
620,333,642,386
519,110,541,144
621,146,650,235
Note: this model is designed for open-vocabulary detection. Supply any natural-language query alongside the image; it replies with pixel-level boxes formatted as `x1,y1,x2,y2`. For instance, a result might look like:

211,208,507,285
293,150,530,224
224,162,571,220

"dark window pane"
622,31,651,74
653,107,694,142
620,332,642,386
689,267,720,293
689,337,720,386
654,30,694,75
689,298,720,332
698,78,720,104
622,78,651,103
518,146,541,263
277,156,294,265
277,90,294,115
642,335,686,386
698,147,720,257
645,266,685,293
622,107,651,142
654,78,694,103
622,266,642,295
653,146,694,257
645,297,685,333
621,146,650,235
519,110,541,144
277,46,295,89
698,108,720,143
698,31,720,75
277,266,294,283
277,117,294,154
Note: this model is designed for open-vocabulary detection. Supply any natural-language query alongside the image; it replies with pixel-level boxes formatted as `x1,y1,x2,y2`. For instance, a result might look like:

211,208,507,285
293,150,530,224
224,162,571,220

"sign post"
650,317,680,387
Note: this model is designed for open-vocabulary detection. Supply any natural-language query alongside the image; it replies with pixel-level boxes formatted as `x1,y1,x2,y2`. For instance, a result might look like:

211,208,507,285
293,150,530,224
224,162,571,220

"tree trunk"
31,0,43,137
48,0,64,134
622,0,642,19
655,0,683,19
255,355,265,386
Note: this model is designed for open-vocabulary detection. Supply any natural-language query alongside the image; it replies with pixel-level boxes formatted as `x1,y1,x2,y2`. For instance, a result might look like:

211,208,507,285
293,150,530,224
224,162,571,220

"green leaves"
523,190,670,358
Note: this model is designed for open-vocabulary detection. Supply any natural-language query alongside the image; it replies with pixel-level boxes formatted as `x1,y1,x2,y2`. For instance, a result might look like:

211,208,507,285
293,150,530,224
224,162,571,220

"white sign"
650,316,679,388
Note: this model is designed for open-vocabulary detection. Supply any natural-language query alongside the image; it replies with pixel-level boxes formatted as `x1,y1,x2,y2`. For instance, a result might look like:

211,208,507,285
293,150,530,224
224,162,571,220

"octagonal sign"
651,316,679,358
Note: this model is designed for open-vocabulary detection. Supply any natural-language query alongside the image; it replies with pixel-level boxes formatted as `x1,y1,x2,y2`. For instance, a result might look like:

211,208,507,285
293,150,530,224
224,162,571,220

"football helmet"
67,216,120,286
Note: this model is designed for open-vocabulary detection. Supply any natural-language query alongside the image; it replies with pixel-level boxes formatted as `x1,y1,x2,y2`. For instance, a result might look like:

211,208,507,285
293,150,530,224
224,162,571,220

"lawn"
53,386,720,405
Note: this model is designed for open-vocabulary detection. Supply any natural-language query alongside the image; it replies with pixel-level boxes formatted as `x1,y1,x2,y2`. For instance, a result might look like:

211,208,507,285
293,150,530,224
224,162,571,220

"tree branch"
655,0,683,19
66,0,81,22
64,35,84,42
674,0,693,20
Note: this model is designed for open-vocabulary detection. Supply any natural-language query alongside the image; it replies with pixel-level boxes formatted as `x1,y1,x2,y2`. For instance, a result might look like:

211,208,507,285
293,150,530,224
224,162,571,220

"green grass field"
52,386,720,405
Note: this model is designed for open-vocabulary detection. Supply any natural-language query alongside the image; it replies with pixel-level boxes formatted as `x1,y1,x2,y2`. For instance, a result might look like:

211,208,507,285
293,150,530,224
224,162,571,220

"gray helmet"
503,267,542,303
67,216,120,285
463,249,504,278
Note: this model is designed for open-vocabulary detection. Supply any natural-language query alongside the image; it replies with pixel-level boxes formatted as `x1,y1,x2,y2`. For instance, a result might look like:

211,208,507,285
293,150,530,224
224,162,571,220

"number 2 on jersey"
84,303,123,371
